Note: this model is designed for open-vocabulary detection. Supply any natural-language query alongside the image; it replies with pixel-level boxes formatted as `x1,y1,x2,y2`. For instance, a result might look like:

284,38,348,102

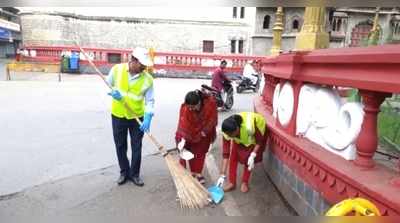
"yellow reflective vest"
110,63,153,119
223,112,266,147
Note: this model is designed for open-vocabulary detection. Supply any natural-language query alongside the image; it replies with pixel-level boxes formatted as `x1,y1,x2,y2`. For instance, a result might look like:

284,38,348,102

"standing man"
175,90,218,184
107,47,154,186
216,112,267,193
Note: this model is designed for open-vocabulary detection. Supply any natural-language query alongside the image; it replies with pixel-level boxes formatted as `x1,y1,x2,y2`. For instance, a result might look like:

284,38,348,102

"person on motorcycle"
211,60,229,92
175,90,218,184
211,60,230,108
216,112,267,193
242,60,258,85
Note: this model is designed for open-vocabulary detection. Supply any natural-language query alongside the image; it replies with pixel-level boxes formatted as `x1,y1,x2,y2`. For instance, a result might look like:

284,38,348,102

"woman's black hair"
221,114,242,134
184,90,203,105
220,60,227,65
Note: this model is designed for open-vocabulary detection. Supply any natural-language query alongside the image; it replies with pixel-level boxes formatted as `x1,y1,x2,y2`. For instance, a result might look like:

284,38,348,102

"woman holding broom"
216,112,267,193
175,90,218,184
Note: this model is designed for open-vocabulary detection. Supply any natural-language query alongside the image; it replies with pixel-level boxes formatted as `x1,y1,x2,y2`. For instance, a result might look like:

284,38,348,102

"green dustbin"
61,55,70,73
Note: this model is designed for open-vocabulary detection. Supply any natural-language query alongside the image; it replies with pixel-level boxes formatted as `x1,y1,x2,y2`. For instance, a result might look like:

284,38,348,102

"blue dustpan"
207,185,224,204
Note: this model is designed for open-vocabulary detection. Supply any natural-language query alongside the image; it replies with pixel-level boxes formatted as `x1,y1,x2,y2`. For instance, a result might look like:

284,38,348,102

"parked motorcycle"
236,74,261,93
201,81,234,110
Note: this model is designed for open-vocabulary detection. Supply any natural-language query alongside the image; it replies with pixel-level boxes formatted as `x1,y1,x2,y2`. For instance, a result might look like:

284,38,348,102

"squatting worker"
107,47,154,186
216,112,267,193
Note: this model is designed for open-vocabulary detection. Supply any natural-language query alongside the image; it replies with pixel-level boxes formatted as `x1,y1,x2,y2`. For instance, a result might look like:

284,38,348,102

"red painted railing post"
262,74,279,113
285,80,302,136
354,90,391,168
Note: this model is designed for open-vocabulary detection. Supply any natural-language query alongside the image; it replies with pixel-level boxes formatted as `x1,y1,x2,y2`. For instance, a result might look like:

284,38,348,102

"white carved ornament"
296,84,364,160
273,82,294,127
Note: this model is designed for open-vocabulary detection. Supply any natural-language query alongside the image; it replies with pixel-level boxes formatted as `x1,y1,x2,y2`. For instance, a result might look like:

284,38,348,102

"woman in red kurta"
175,90,218,183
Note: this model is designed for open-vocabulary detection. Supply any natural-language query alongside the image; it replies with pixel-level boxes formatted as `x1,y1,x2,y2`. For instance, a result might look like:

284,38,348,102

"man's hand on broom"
108,89,123,101
140,112,153,133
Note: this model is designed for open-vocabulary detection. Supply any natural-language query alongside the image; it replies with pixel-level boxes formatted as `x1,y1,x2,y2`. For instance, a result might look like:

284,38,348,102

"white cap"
131,47,153,67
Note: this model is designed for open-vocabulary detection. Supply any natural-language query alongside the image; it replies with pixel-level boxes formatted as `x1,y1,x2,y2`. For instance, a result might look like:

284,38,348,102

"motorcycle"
235,74,261,93
201,80,234,110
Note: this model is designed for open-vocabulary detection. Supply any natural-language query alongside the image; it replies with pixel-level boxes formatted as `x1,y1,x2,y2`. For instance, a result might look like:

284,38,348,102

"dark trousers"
111,115,144,178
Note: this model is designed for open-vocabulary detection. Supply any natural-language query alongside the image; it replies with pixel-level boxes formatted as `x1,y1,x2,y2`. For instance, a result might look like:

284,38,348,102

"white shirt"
242,63,258,84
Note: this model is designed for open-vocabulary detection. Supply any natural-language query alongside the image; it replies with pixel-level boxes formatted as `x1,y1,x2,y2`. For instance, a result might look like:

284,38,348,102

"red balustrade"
20,45,263,74
256,44,400,215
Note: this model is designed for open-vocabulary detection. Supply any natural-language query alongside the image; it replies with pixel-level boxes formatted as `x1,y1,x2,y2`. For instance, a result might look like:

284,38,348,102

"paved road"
0,72,295,217
0,72,260,195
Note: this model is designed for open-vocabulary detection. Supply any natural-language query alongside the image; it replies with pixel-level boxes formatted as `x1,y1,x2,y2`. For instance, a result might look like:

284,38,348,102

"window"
203,40,214,53
263,15,270,29
238,40,244,54
107,53,121,63
292,19,299,31
240,7,245,19
230,40,236,53
332,18,343,32
332,18,337,31
337,19,342,32
233,7,237,18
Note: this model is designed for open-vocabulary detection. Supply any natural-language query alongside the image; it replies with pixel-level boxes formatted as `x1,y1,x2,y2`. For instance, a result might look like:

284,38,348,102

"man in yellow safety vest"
107,47,154,186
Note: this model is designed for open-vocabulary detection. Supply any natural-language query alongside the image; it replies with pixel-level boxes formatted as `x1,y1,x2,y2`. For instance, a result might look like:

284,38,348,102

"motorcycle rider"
242,60,258,85
211,60,229,105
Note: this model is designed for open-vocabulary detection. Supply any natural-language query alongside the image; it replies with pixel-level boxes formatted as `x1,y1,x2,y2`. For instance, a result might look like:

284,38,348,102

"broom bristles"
164,154,210,209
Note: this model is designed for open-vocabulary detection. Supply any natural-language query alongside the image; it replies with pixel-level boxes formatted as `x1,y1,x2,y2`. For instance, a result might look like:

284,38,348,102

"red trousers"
179,153,206,174
179,139,210,174
228,143,251,185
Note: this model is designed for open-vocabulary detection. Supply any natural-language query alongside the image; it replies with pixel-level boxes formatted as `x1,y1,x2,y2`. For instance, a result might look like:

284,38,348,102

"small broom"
75,43,210,209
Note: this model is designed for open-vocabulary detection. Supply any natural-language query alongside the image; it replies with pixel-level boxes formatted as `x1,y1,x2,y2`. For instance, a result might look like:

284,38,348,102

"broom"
75,43,210,209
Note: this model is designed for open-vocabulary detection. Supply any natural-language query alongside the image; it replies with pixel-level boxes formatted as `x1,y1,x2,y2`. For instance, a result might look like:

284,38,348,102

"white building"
18,7,257,55
17,7,400,57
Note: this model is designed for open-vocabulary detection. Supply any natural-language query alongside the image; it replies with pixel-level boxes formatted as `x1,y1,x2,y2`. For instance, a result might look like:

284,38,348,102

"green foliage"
360,36,370,47
378,100,400,151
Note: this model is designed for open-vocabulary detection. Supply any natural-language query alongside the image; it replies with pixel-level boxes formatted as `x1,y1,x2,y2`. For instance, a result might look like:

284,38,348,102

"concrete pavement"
0,71,295,217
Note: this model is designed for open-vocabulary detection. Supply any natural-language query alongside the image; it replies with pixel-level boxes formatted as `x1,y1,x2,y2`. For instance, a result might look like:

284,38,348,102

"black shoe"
131,176,144,187
117,175,128,185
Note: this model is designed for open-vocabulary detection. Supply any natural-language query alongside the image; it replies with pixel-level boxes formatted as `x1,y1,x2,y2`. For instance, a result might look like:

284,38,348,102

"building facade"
17,7,400,57
0,7,22,58
19,8,255,55
252,7,400,55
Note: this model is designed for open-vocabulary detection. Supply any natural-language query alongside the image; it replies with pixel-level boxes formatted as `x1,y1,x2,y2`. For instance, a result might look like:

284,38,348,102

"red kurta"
175,94,218,173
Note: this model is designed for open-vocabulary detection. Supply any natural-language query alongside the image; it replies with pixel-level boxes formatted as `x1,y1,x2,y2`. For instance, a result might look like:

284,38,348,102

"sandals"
196,175,206,184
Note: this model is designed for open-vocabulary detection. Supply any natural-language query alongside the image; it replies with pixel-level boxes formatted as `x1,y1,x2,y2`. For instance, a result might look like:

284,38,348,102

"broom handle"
75,42,164,152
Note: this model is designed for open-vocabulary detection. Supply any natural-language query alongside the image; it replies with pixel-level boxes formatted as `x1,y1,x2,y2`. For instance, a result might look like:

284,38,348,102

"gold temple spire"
294,7,329,50
270,7,284,56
